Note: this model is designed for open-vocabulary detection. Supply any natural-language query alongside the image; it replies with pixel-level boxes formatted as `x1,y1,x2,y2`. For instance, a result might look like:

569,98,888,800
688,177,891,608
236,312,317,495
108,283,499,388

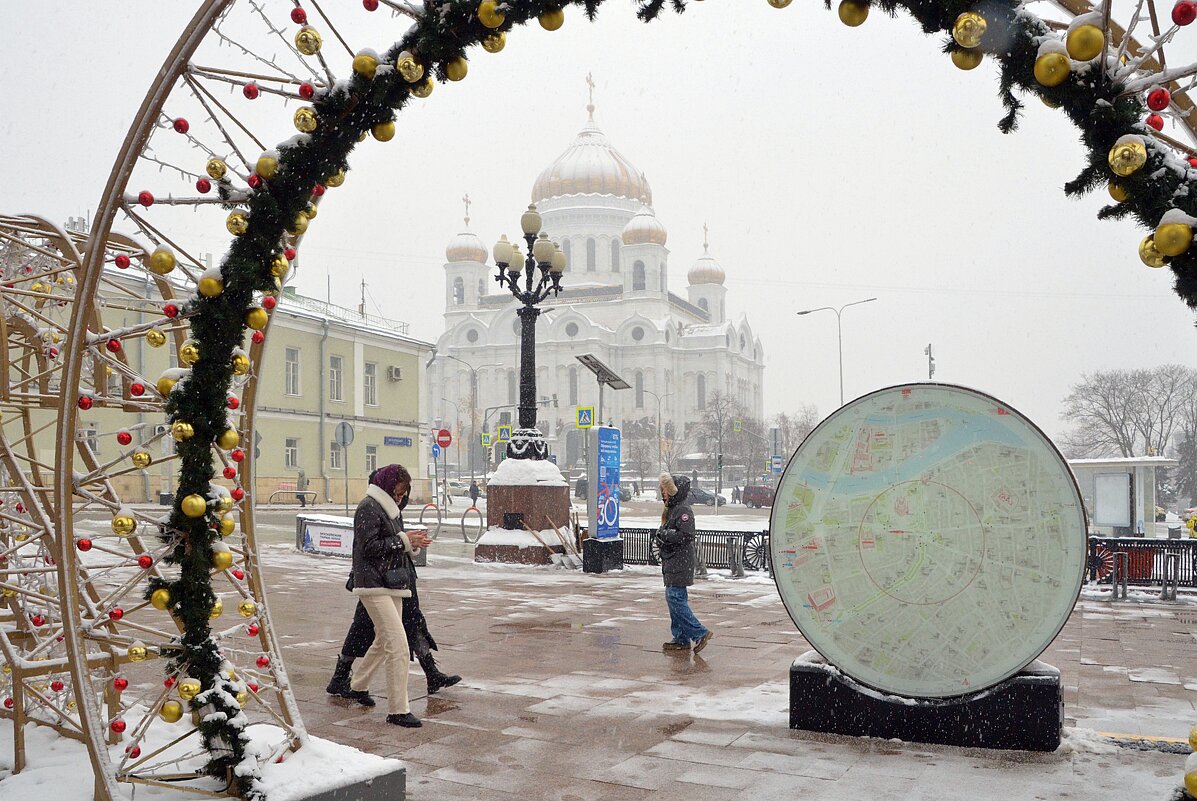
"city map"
770,384,1087,698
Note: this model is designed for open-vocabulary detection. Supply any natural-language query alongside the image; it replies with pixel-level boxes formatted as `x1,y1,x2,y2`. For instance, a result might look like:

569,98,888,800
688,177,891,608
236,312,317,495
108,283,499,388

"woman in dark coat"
654,472,713,653
327,466,461,699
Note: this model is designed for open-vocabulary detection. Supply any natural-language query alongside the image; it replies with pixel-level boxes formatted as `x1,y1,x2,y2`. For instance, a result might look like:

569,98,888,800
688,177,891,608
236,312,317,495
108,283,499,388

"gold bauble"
1139,235,1167,268
128,645,149,663
150,588,171,610
539,8,565,30
181,494,208,518
1066,24,1105,61
146,329,167,348
179,340,200,366
1108,183,1129,202
148,248,176,276
219,515,236,536
171,421,194,442
210,600,224,619
217,429,240,450
205,159,228,180
372,121,396,142
132,451,153,469
304,203,318,219
1109,140,1148,176
217,495,235,513
270,254,289,277
481,32,506,53
212,550,234,571
245,307,269,330
237,691,249,707
112,515,137,537
238,600,257,618
178,679,201,701
768,0,794,6
160,700,184,723
837,0,869,27
198,276,224,298
478,0,505,28
1154,222,1193,257
287,214,309,235
1034,52,1071,87
256,155,279,179
226,212,249,236
231,354,251,376
325,169,345,187
446,57,469,82
1188,725,1197,752
951,49,983,70
411,79,433,99
295,26,323,56
397,54,424,83
156,376,176,396
952,12,986,48
293,107,319,134
1186,771,1197,799
352,53,378,79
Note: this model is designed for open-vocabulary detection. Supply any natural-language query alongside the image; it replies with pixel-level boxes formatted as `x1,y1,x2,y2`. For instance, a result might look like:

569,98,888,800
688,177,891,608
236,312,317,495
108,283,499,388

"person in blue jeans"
655,472,713,653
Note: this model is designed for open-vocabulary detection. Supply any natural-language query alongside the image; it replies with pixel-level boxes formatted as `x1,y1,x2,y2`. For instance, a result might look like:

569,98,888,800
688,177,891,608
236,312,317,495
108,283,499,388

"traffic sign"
771,455,783,474
764,459,772,473
576,406,594,429
497,424,512,443
334,421,354,448
435,428,452,448
480,432,492,447
431,443,441,459
733,419,742,433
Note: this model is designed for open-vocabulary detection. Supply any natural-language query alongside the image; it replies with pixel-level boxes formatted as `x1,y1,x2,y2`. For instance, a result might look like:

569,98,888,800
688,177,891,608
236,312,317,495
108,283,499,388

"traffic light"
717,453,723,471
924,343,936,380
552,393,558,408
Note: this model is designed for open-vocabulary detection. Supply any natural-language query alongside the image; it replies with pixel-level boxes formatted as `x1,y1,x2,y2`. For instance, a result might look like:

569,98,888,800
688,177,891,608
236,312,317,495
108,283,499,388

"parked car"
742,485,775,509
688,486,726,507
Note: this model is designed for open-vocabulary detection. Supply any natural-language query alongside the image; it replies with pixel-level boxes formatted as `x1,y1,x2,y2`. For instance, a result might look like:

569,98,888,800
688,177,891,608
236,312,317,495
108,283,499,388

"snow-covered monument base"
475,459,571,565
789,652,1063,752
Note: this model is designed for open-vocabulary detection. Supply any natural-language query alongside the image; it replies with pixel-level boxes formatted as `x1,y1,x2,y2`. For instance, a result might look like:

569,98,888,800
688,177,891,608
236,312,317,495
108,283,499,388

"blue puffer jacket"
655,476,696,587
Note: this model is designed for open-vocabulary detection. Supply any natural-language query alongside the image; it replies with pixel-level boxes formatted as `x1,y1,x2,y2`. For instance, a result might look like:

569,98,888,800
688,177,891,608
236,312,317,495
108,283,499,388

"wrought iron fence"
1087,537,1197,587
620,527,771,572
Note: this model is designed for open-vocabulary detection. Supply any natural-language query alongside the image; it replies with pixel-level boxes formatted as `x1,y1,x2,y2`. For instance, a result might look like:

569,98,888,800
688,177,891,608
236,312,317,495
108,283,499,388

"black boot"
326,656,354,697
417,652,461,695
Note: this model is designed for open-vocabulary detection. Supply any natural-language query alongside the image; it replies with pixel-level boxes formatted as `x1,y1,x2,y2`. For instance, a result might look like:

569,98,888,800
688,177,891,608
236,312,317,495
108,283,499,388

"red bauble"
108,608,124,621
291,7,307,23
3,698,13,709
247,624,259,636
299,82,315,100
231,487,245,502
128,746,141,758
227,396,240,410
115,254,131,269
363,0,379,9
223,466,237,479
311,184,325,197
106,339,122,353
243,82,260,100
163,303,179,318
47,347,59,359
252,331,265,345
76,538,93,552
248,682,259,692
31,615,45,626
262,296,277,310
196,178,212,194
113,678,129,691
233,569,245,580
51,680,64,692
1147,113,1164,131
231,449,245,463
173,118,190,134
256,656,270,668
137,554,153,569
77,396,93,411
138,191,154,208
1189,157,1197,168
164,677,176,688
117,431,133,445
284,247,297,260
248,174,263,190
16,503,24,513
130,383,146,398
1148,88,1172,111
111,719,126,733
1174,0,1197,24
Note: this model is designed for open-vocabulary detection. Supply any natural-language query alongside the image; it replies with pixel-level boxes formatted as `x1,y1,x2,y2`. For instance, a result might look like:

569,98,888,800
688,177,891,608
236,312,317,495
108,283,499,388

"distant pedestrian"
469,480,480,506
732,486,741,504
633,480,640,498
653,473,712,654
296,469,309,507
442,478,453,507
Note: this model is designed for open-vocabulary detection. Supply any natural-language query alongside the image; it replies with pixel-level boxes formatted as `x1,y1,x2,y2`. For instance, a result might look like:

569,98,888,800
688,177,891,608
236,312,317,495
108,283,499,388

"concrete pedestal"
790,657,1062,751
582,538,624,573
485,484,571,532
474,542,562,565
297,764,405,801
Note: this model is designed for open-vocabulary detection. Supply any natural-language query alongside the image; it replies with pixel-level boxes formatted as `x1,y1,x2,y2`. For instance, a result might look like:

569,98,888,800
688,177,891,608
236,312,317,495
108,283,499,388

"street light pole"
796,297,877,406
441,397,461,478
644,389,672,472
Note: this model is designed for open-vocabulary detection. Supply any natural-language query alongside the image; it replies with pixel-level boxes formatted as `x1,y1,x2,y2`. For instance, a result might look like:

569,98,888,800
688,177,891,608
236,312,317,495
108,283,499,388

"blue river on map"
794,407,1031,495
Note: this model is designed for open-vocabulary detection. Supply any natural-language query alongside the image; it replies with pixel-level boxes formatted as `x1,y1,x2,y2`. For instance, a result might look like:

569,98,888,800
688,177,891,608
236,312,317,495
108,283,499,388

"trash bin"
158,491,173,506
1169,525,1182,539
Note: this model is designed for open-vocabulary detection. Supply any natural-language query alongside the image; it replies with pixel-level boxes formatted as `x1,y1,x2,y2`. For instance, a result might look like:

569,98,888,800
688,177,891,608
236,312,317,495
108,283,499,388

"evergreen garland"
150,0,1197,797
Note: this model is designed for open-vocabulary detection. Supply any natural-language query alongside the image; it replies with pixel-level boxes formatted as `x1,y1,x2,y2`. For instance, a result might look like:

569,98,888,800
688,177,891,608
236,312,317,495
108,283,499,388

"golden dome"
622,203,667,246
688,253,725,286
445,230,487,263
532,116,652,204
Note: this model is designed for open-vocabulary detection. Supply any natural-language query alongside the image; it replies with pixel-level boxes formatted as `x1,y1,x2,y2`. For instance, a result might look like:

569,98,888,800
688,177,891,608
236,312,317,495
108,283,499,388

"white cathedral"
428,103,765,471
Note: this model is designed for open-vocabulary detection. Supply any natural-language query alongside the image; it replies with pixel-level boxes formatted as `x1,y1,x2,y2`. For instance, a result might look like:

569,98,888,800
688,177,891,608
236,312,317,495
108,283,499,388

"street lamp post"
643,389,672,472
492,205,566,461
795,297,877,406
440,396,461,478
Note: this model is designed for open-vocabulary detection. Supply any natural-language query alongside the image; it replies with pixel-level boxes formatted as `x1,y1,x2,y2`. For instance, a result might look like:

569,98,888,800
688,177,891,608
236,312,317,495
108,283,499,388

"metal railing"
1087,537,1197,587
620,527,771,572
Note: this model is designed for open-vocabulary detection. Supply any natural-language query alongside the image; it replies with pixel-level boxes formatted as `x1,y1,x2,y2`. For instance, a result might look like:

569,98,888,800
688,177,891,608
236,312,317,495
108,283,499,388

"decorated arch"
5,0,1197,799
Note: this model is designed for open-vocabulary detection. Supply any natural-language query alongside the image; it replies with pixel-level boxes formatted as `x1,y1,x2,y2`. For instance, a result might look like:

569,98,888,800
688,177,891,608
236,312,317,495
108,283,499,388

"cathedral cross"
463,193,471,226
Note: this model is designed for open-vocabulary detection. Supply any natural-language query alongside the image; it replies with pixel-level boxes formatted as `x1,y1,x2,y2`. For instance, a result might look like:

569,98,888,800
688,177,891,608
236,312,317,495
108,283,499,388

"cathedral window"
631,326,645,342
569,366,579,406
611,239,621,272
586,238,596,272
466,329,479,344
696,374,706,409
565,322,579,338
698,297,709,314
452,277,464,305
740,333,746,351
633,260,646,291
562,239,571,269
507,370,517,405
478,278,485,297
634,371,644,409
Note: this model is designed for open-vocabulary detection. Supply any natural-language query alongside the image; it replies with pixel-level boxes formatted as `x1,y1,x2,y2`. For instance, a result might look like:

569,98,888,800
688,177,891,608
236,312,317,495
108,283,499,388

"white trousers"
350,594,410,715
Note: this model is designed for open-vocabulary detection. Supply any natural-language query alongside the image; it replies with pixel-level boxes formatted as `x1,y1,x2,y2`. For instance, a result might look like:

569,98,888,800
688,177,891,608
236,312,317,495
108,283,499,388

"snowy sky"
2,1,1196,441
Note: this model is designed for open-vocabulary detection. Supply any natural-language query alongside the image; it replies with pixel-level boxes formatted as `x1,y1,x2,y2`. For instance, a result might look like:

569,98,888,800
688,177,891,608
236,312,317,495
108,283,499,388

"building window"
452,277,464,305
329,354,344,402
285,347,300,396
478,278,485,297
565,322,579,338
611,239,621,272
569,366,578,406
364,362,377,406
512,318,521,336
698,298,709,314
284,438,298,469
107,369,122,397
366,445,378,475
84,424,99,456
697,374,706,409
562,239,571,270
466,328,479,344
330,441,343,470
633,260,646,291
634,371,644,409
507,370,517,405
499,411,512,426
631,326,645,342
586,237,596,272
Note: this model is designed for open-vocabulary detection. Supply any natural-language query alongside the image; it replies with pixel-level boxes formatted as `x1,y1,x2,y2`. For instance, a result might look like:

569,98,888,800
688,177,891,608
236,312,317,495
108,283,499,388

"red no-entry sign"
435,429,452,448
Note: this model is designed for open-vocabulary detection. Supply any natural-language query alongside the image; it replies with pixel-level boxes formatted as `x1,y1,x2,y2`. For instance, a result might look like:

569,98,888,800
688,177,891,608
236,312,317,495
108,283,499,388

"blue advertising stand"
583,426,624,573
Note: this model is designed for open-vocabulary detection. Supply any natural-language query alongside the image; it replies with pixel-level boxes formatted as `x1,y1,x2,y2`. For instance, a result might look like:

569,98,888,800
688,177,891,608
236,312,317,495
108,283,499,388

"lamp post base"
506,428,548,460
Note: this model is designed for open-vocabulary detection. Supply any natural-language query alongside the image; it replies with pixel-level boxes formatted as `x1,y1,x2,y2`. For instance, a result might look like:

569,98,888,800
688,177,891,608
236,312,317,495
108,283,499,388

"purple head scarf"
370,464,410,495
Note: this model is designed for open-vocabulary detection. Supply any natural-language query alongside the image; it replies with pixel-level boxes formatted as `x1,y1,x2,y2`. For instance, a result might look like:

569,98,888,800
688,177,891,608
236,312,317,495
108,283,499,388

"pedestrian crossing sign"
576,406,594,429
497,424,512,443
480,432,492,447
734,419,742,433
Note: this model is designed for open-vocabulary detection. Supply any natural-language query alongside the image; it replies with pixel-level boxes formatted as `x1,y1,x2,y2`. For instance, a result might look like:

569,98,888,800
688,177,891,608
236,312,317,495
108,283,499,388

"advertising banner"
297,515,355,559
595,426,621,540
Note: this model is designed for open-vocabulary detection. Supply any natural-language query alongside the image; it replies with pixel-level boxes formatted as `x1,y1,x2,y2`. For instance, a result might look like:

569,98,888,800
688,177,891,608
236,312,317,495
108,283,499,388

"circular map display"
769,383,1087,698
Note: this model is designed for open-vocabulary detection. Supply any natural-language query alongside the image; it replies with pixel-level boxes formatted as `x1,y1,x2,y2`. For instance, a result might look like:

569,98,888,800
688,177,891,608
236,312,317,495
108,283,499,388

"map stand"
789,653,1062,752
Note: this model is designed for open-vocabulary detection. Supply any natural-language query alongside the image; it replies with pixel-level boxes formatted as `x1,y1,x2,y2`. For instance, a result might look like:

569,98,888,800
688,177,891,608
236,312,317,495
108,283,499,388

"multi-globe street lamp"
795,297,877,407
492,204,566,461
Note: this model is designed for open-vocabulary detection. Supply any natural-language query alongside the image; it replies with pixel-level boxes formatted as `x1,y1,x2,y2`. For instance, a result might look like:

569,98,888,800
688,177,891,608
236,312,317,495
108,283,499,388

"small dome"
446,230,487,263
532,115,652,204
688,249,725,286
622,204,667,246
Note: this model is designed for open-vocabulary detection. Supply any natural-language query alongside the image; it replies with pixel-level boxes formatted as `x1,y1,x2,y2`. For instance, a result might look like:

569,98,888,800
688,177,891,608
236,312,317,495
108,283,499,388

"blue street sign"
497,424,512,443
771,456,783,474
383,436,412,447
431,443,441,459
576,407,594,429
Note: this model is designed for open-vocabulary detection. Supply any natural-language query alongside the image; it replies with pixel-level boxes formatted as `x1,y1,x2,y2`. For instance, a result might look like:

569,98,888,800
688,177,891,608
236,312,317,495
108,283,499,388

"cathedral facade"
428,107,765,472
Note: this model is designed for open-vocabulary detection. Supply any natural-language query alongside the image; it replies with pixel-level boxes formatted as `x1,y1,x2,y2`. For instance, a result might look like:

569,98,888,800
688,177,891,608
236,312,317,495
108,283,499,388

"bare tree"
696,391,741,495
660,420,684,476
623,416,656,491
771,405,821,456
1061,369,1147,457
